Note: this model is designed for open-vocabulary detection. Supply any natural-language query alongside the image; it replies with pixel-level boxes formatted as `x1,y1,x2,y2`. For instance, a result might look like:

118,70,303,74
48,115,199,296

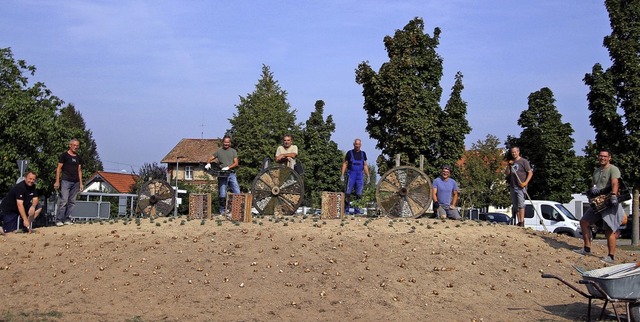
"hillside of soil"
0,215,637,321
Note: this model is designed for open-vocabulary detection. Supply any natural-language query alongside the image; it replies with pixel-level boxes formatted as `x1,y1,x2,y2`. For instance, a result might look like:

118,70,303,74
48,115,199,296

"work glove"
221,167,229,171
366,176,371,185
610,194,618,207
519,182,526,188
590,185,600,196
204,163,211,170
340,175,345,182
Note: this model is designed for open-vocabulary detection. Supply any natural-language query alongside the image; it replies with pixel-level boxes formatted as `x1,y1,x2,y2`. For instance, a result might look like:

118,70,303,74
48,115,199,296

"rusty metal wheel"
136,180,175,217
376,166,432,218
251,165,304,216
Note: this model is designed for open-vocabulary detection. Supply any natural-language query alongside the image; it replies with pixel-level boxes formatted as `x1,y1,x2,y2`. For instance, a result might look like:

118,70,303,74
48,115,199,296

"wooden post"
419,155,424,171
395,154,401,167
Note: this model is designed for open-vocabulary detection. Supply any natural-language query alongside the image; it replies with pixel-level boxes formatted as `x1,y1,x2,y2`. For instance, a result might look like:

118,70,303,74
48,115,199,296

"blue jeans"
57,180,80,222
218,173,240,213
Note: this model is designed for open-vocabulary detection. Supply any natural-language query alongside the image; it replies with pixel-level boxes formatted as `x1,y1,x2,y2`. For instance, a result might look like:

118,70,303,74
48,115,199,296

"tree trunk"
633,188,639,246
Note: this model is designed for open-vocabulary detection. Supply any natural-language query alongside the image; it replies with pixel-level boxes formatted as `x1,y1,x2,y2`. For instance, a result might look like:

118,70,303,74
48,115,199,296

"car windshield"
555,204,578,220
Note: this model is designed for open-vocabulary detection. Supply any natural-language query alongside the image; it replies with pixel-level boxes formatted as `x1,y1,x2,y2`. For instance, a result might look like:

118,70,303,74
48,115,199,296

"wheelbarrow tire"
630,302,640,322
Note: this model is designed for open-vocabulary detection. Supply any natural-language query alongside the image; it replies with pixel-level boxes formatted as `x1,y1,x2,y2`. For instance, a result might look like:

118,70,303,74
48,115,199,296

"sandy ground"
0,215,638,322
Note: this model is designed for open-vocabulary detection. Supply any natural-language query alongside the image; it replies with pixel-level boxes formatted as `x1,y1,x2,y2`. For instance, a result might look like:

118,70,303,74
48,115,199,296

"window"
185,166,193,180
524,205,534,218
541,205,554,220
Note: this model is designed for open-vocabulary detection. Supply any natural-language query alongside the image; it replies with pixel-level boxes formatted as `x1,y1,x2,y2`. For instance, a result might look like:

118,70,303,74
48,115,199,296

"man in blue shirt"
432,165,461,220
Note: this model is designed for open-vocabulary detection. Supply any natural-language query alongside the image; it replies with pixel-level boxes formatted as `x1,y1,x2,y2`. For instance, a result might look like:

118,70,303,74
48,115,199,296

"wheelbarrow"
542,262,640,322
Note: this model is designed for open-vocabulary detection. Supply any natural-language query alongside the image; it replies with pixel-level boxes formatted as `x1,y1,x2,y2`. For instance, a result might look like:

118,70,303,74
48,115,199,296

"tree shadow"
537,233,578,251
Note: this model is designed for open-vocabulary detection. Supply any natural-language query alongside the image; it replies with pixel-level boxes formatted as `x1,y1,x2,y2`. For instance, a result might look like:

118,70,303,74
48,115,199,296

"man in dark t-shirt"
54,139,83,226
2,171,38,233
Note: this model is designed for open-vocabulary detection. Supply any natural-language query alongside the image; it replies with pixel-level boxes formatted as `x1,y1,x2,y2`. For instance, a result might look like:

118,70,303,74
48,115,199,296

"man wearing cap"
431,166,461,220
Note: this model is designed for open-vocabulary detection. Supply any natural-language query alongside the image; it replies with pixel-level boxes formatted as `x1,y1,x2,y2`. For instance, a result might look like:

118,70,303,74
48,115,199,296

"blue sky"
2,1,611,173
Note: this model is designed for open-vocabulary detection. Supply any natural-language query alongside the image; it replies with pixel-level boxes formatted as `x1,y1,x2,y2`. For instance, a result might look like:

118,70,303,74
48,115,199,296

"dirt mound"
0,216,637,321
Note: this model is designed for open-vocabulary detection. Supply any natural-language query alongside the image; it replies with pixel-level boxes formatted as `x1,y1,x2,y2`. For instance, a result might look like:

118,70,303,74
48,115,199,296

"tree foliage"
0,48,72,196
458,134,510,210
229,65,302,190
131,162,167,194
355,17,470,176
59,104,103,176
506,88,579,203
584,0,640,244
300,100,343,207
438,72,472,169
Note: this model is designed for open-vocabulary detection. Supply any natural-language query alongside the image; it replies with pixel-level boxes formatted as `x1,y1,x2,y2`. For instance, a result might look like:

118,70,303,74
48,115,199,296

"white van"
524,200,582,237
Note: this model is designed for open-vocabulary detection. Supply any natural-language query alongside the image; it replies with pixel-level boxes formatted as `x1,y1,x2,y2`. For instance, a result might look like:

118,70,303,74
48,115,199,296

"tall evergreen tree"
59,104,103,177
584,0,640,244
355,17,469,177
438,71,472,170
229,65,301,190
507,88,579,203
0,47,68,196
301,100,343,207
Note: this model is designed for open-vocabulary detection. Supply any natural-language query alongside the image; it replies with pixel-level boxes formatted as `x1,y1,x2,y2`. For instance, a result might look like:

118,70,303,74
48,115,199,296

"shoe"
64,221,73,225
573,248,591,255
600,256,615,264
56,222,64,227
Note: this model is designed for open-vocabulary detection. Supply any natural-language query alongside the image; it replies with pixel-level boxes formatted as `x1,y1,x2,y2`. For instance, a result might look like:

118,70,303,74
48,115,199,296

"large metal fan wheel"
136,179,176,217
251,165,304,216
376,166,432,218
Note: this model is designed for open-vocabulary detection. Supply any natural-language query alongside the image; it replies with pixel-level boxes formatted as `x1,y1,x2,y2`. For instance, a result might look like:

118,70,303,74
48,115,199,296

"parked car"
478,212,511,224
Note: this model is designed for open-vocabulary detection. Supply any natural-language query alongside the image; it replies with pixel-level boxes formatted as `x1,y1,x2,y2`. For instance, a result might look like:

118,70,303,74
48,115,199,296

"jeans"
218,173,240,213
437,204,462,220
57,180,80,222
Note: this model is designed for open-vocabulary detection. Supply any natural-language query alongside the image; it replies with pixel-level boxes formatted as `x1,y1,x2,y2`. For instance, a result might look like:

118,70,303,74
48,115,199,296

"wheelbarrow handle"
542,273,592,298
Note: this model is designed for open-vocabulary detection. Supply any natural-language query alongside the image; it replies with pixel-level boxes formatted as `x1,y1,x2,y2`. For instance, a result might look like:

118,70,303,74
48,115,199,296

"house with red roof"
84,171,140,194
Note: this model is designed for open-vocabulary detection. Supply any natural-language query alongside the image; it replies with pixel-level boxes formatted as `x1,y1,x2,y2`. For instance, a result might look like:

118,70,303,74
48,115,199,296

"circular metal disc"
136,179,176,217
376,166,432,218
251,165,304,216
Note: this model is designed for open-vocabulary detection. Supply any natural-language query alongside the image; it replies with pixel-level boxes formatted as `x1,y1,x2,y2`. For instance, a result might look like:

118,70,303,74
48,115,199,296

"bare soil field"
0,215,638,321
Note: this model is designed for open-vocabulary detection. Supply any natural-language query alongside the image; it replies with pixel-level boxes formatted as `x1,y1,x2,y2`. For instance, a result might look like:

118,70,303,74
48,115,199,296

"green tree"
59,104,103,177
584,0,640,244
0,47,68,196
301,100,343,207
506,88,579,203
131,162,167,194
438,72,472,169
459,134,510,210
355,17,469,176
229,65,301,190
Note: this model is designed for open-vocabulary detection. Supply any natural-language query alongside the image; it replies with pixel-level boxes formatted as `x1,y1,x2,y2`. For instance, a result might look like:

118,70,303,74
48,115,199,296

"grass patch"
2,310,63,321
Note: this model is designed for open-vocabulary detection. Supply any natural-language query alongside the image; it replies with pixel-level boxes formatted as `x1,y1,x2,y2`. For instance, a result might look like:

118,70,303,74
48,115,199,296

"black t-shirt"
1,181,37,213
59,151,83,182
344,150,367,169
